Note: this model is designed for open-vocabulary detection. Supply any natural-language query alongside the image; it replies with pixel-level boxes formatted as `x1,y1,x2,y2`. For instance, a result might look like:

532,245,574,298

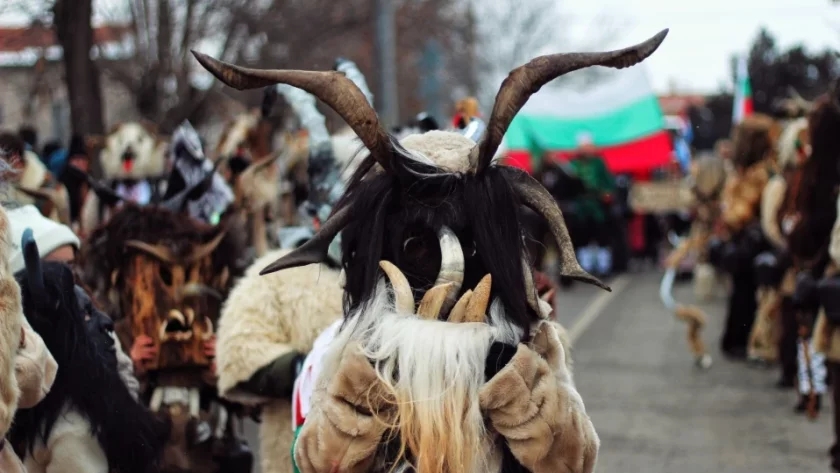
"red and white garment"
292,319,343,429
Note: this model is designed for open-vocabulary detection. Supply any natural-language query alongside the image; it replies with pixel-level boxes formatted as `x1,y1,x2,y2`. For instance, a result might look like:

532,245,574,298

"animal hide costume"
10,230,164,473
0,205,58,473
660,155,726,369
747,117,809,364
717,113,777,359
78,189,252,472
79,122,169,236
777,91,840,410
5,150,72,227
193,27,669,473
216,249,343,473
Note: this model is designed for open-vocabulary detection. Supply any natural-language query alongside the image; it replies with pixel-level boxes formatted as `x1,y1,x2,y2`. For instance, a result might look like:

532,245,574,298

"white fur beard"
320,279,522,473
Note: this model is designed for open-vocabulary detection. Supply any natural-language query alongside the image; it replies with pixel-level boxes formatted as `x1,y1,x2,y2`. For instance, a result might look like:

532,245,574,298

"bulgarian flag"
502,64,671,176
732,55,753,124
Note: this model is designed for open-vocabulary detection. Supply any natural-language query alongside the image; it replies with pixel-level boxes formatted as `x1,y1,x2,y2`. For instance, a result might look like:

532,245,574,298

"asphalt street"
243,269,832,472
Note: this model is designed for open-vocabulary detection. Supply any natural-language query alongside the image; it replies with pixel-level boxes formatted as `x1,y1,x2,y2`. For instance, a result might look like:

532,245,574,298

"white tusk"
150,387,164,412
159,322,169,342
202,317,214,341
168,309,186,326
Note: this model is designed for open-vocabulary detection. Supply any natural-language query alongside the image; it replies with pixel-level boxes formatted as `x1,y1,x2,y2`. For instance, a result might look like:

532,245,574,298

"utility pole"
374,0,399,127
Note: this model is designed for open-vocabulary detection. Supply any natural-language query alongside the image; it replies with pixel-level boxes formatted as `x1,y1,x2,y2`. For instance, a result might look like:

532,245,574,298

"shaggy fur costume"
748,118,809,362
80,122,168,234
216,248,343,473
10,261,165,473
720,115,776,356
294,280,593,473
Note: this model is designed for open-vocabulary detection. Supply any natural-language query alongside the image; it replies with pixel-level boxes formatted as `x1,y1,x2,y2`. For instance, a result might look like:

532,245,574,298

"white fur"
400,131,475,174
22,404,107,473
777,117,808,170
216,248,343,473
313,280,523,473
100,123,167,180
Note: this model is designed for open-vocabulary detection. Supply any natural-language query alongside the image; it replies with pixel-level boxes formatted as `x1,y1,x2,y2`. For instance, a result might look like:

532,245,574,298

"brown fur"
731,114,780,169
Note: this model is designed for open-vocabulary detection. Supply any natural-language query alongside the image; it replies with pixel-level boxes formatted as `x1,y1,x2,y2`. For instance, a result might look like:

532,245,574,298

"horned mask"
79,168,243,371
193,29,668,326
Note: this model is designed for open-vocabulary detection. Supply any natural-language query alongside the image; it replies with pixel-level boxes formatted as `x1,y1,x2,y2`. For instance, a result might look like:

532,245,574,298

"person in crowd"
569,132,617,278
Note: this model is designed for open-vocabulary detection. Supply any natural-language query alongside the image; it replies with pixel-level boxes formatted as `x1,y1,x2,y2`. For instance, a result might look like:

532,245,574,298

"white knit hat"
6,205,80,273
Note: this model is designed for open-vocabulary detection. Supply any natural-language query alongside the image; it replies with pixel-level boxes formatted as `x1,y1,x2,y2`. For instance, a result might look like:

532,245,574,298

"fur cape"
10,262,164,473
216,248,343,473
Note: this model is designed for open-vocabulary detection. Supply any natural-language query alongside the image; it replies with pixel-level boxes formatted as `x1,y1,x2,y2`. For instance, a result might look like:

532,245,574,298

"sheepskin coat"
216,248,343,473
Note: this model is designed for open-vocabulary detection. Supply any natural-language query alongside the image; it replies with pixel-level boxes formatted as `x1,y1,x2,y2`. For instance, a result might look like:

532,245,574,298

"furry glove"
294,343,396,473
479,322,599,473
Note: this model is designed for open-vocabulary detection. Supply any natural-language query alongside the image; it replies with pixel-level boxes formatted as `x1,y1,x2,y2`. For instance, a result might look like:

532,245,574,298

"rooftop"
0,23,133,67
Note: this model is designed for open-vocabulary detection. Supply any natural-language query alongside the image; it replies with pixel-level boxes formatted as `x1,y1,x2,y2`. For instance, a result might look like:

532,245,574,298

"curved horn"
191,51,394,172
470,29,668,173
379,260,414,313
435,226,464,315
125,240,176,263
190,229,228,262
21,228,47,301
259,204,352,275
501,166,610,290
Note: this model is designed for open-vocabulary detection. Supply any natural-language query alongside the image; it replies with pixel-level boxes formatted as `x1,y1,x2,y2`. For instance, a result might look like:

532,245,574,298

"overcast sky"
2,0,838,95
566,0,840,93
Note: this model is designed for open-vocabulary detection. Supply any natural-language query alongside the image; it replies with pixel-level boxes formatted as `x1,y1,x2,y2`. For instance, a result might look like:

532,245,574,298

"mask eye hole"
159,265,173,286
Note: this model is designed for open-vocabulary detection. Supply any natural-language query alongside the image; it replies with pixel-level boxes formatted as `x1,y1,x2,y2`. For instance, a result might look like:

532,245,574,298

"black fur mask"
10,256,165,473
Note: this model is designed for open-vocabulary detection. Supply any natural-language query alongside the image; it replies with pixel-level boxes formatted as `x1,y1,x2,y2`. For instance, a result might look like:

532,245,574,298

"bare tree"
469,0,622,113
53,0,106,137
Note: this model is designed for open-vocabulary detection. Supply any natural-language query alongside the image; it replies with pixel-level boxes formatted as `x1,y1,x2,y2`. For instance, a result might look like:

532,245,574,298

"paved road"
574,270,831,473
242,269,833,472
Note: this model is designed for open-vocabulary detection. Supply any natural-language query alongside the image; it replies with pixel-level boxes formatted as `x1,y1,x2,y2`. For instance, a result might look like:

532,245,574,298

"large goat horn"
125,240,177,264
21,228,47,303
434,226,464,315
191,51,394,172
260,204,353,275
469,29,668,173
501,166,610,290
